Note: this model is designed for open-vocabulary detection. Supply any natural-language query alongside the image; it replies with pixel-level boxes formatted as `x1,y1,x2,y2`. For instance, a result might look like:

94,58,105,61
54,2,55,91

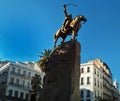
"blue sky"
0,0,120,83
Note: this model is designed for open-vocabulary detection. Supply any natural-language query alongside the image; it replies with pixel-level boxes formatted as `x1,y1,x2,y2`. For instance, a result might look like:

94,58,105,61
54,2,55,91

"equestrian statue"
54,4,87,47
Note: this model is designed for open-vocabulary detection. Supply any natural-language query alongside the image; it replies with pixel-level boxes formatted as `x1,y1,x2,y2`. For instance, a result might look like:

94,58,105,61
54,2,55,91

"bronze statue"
54,4,87,47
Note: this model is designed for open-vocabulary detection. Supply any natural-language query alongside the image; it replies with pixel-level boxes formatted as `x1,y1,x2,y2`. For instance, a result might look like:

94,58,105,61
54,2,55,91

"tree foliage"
37,49,52,72
31,74,42,94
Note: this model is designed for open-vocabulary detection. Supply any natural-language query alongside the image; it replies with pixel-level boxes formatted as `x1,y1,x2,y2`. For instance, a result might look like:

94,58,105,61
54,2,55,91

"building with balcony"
112,79,120,101
80,59,113,101
0,61,42,101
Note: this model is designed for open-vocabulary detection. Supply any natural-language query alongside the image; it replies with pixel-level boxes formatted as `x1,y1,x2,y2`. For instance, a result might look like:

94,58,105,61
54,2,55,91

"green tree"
37,49,52,72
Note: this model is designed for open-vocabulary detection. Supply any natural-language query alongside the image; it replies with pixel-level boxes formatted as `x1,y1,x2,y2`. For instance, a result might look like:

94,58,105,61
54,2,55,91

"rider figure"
61,5,72,33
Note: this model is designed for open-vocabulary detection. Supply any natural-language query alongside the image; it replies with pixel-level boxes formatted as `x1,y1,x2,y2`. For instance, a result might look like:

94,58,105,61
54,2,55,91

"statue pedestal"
70,40,80,101
39,40,80,101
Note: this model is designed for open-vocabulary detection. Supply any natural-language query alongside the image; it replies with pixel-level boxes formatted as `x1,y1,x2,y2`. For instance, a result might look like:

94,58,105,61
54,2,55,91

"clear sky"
0,0,120,84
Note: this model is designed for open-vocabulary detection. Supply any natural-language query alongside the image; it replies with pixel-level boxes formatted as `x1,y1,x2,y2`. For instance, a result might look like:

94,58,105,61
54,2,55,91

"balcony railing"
103,83,112,92
9,82,30,91
10,71,31,80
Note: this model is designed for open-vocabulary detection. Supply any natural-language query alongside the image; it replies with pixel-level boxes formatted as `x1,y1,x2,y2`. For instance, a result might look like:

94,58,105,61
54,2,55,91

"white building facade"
0,61,42,101
80,59,114,101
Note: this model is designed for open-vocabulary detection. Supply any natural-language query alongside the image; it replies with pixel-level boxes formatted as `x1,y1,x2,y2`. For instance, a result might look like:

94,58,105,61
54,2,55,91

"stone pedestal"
39,40,80,101
70,40,80,101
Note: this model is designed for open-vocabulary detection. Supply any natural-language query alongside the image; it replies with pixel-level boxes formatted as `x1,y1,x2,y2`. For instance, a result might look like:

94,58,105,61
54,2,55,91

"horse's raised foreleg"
61,35,67,44
54,29,61,47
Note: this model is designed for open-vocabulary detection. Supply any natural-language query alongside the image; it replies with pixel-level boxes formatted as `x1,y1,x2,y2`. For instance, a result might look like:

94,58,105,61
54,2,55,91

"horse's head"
79,15,87,24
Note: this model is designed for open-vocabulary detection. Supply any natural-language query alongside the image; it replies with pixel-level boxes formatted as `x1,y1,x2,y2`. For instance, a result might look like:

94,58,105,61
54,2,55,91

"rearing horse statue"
54,15,87,47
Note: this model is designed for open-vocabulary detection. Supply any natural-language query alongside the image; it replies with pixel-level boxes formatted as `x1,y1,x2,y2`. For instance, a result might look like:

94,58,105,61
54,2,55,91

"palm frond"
36,49,52,72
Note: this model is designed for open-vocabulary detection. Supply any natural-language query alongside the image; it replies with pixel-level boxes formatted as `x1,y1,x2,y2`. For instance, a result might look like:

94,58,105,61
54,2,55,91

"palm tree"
31,74,42,101
31,74,42,94
37,49,52,72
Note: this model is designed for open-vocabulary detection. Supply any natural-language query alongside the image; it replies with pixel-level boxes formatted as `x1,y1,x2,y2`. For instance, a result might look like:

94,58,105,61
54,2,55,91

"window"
80,90,84,98
16,79,19,85
100,82,102,89
87,77,90,85
97,71,99,77
23,70,26,76
18,69,21,74
81,68,84,73
14,91,18,98
94,68,96,74
94,91,96,98
81,78,84,85
20,92,24,99
28,82,30,88
94,78,96,86
25,93,28,100
12,67,15,73
98,80,99,88
22,80,25,87
87,67,90,72
10,77,14,84
28,72,31,78
87,90,90,97
9,89,13,96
